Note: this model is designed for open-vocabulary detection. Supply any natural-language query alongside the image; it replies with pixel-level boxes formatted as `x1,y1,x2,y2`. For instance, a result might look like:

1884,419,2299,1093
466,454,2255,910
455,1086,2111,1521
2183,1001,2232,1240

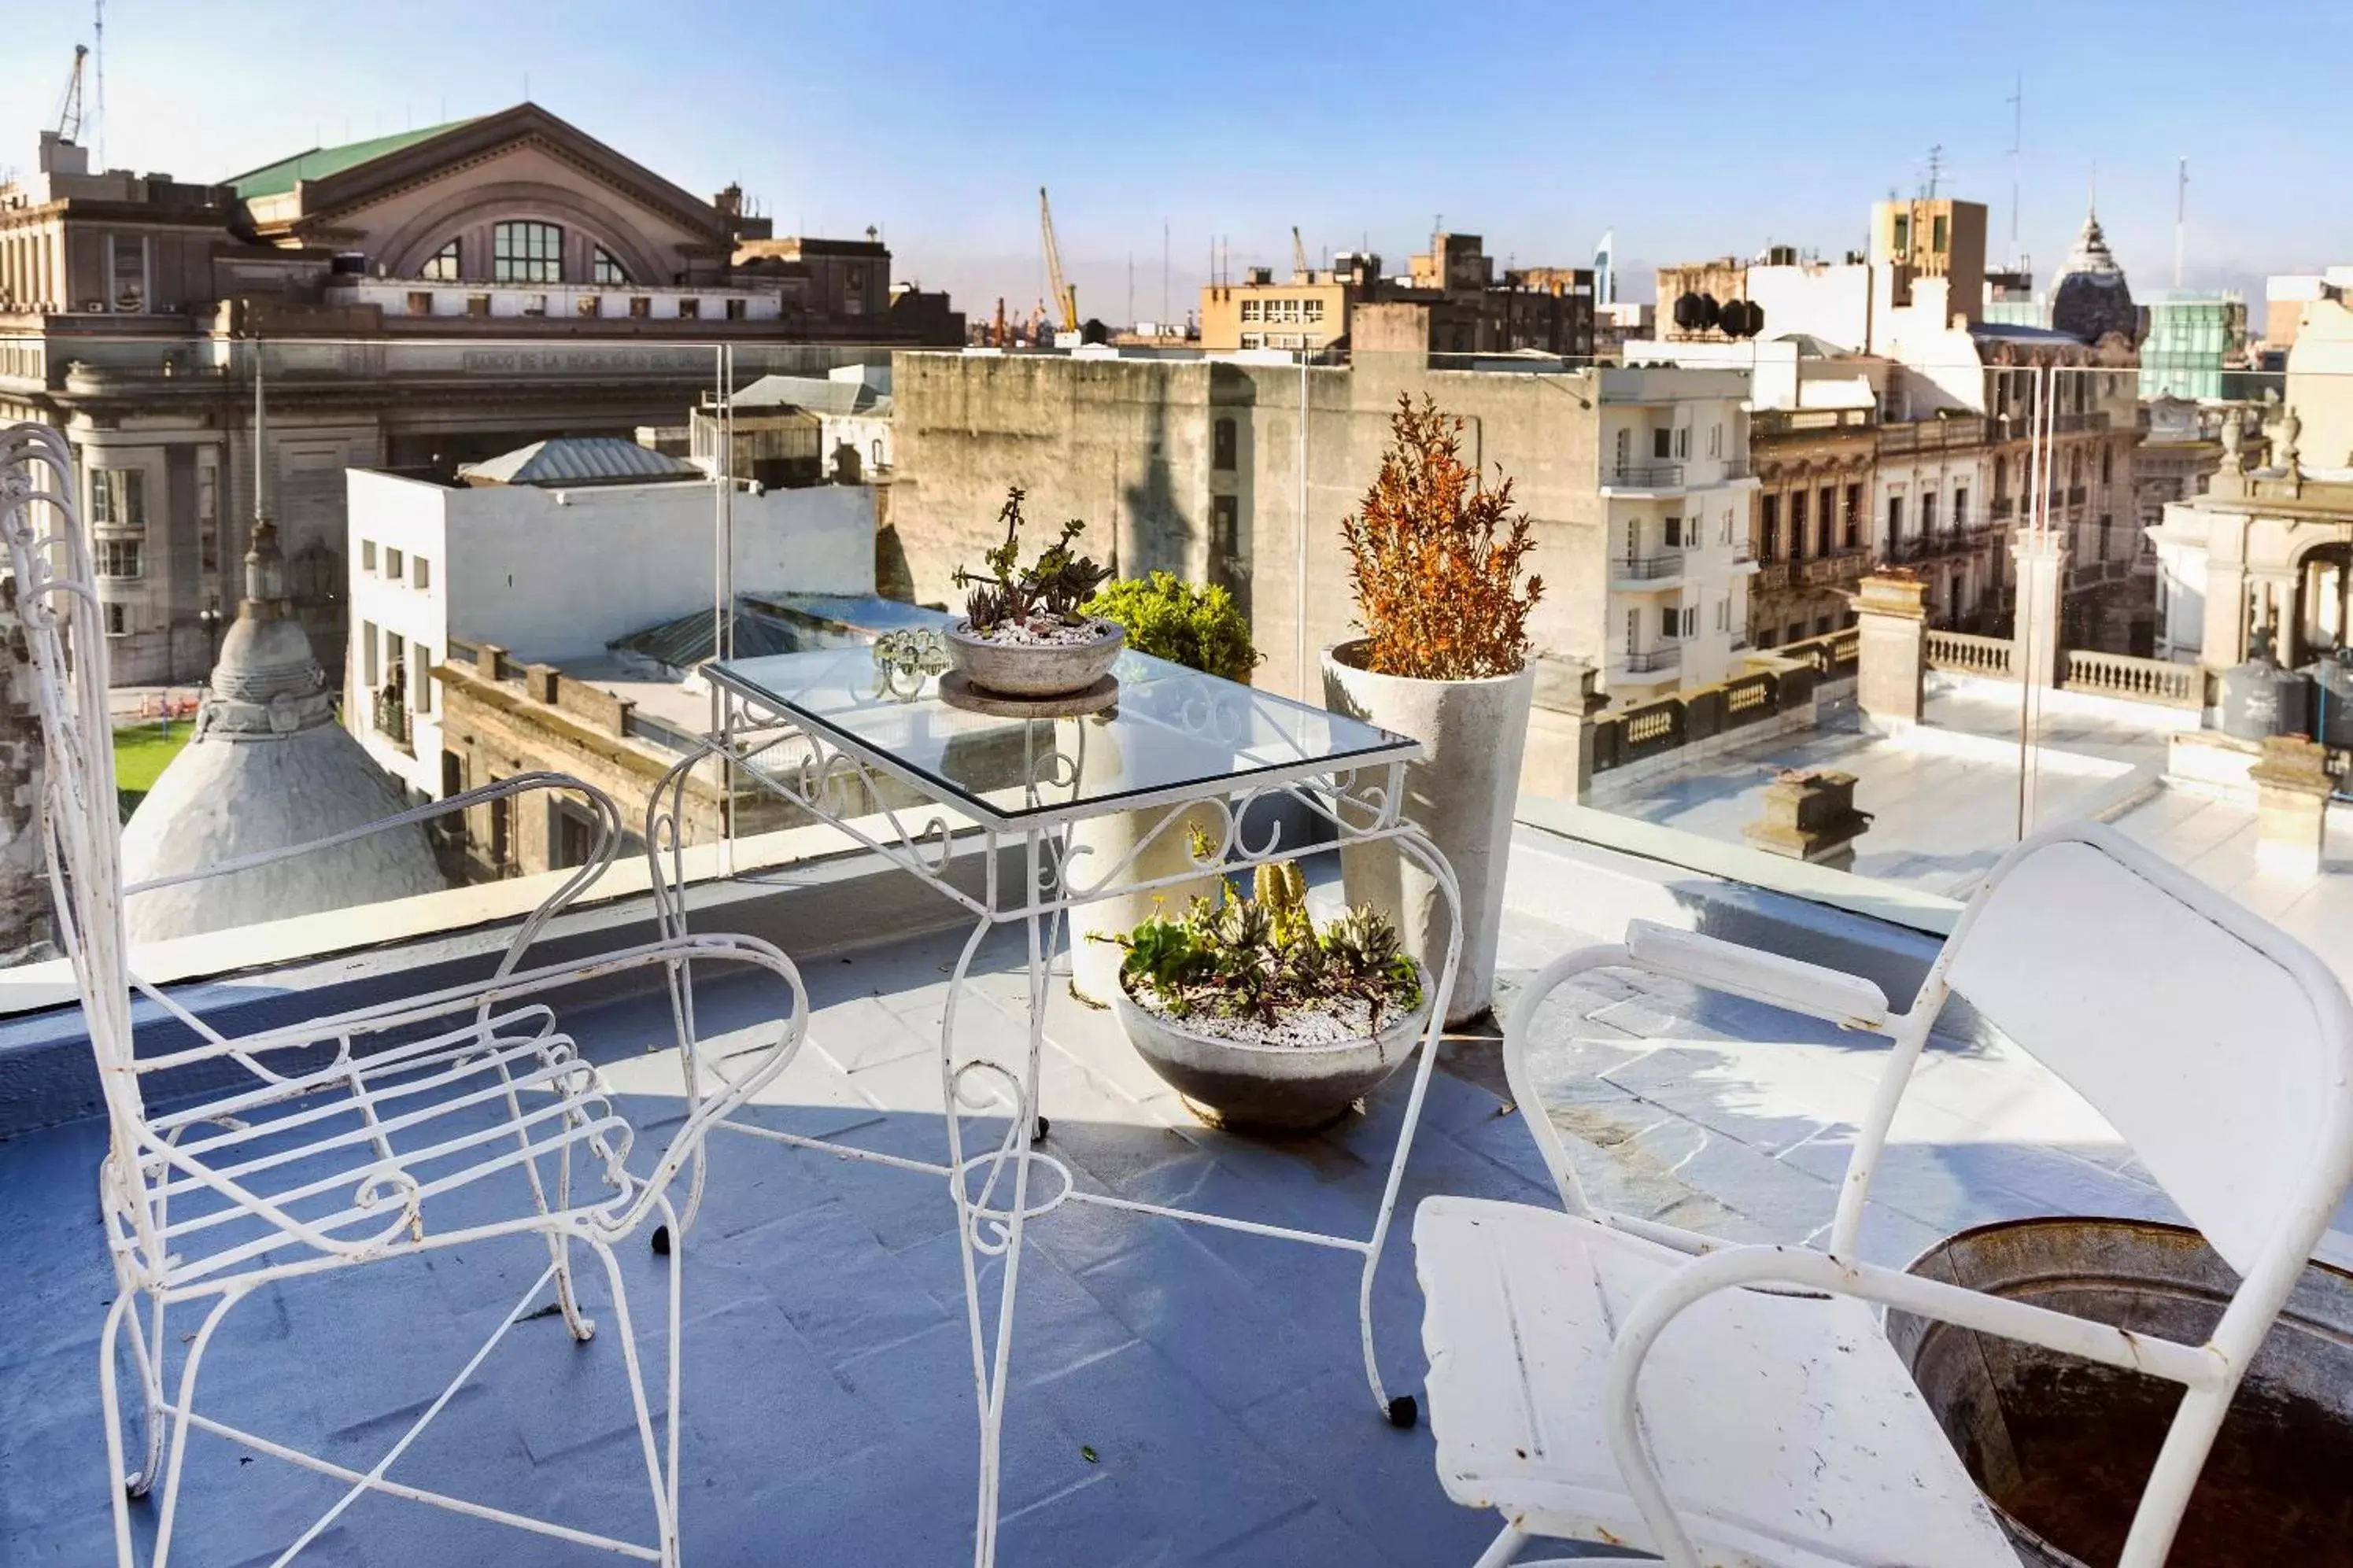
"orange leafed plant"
1339,393,1543,681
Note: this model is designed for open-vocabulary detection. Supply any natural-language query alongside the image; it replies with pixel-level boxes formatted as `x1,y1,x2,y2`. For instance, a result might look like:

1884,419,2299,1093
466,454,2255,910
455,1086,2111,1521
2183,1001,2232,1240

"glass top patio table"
706,644,1420,830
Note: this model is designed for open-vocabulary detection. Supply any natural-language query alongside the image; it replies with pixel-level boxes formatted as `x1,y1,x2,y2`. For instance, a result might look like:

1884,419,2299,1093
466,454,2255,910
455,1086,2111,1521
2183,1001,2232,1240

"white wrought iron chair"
1414,820,2353,1568
2,421,811,1566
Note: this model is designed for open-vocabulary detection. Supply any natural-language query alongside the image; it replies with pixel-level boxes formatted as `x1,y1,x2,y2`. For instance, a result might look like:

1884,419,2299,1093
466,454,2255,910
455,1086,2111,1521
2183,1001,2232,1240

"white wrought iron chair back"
0,422,153,1223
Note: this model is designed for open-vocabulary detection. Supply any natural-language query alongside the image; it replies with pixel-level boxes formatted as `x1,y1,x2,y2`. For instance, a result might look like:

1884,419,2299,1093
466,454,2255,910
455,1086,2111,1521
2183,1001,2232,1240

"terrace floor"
0,828,2328,1566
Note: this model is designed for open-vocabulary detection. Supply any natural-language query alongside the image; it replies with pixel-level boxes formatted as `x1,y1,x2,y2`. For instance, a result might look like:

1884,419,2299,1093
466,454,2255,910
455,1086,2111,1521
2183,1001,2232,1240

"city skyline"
0,0,2340,327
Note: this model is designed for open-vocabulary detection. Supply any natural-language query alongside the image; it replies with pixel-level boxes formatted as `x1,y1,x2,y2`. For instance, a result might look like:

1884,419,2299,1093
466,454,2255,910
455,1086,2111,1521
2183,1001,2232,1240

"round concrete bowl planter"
1321,639,1535,1025
944,618,1125,698
1112,966,1433,1133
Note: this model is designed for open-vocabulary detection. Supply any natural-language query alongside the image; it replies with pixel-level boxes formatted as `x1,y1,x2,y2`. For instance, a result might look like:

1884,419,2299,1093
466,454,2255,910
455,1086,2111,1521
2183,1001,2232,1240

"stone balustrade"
1925,630,2015,681
2062,648,2206,710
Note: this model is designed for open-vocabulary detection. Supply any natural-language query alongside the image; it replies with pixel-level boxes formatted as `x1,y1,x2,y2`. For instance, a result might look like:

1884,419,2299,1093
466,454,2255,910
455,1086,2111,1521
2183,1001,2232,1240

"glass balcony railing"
2,330,2346,1028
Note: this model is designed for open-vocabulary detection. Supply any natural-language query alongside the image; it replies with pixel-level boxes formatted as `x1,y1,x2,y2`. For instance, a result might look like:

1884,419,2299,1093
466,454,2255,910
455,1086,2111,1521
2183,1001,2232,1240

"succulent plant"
1102,860,1422,1030
951,486,1113,635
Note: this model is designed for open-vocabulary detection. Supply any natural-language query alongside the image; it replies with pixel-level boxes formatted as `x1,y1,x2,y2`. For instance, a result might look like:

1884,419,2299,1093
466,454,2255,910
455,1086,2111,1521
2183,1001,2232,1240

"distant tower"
118,520,443,942
1594,230,1616,306
2049,201,2138,347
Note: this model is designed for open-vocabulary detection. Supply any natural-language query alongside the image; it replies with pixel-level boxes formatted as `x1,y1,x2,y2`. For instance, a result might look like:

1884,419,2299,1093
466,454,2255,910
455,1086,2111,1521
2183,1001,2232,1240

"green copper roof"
227,118,478,200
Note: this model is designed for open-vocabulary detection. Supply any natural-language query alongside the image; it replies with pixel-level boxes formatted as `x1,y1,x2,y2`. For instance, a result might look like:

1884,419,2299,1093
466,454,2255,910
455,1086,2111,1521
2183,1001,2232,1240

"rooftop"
456,437,702,488
225,119,480,201
14,825,2321,1564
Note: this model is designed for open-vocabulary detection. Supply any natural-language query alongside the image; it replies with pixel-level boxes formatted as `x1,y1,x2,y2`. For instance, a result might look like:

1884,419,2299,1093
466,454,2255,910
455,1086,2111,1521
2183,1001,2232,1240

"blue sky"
4,0,2345,323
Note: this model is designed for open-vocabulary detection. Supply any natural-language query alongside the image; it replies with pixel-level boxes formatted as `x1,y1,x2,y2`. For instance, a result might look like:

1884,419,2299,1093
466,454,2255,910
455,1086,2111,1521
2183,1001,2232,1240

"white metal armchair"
1414,820,2353,1567
3,421,810,1566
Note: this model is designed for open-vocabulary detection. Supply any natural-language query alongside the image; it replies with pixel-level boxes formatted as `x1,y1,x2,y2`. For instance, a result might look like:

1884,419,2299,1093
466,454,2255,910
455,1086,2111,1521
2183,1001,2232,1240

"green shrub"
1083,571,1259,682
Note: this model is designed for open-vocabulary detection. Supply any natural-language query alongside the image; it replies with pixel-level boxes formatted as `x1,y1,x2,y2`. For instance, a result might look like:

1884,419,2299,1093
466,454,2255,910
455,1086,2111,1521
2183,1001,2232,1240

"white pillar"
2011,530,2069,688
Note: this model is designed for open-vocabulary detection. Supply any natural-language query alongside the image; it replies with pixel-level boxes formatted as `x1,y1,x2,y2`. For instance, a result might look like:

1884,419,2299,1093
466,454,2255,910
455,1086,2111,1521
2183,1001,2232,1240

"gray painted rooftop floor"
0,881,2313,1566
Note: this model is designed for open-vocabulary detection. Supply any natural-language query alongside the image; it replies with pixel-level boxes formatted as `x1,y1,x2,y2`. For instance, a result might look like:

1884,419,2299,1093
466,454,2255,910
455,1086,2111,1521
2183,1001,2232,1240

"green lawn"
113,720,194,792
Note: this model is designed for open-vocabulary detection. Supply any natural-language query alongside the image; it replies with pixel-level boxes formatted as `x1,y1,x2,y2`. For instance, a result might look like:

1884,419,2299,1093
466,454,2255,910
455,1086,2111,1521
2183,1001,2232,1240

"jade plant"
1083,571,1259,681
952,485,1112,638
1107,852,1423,1029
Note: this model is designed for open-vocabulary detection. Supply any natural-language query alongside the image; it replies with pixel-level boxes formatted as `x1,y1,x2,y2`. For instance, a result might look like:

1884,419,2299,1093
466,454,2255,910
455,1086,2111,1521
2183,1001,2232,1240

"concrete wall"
885,349,1616,705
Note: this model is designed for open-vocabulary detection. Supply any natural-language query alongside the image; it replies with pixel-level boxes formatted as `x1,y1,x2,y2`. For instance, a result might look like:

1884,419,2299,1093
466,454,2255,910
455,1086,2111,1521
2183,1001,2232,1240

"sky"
3,0,2347,326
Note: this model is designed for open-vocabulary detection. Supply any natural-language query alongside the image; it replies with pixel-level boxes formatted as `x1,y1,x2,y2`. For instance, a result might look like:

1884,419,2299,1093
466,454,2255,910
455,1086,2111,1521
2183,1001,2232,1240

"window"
1659,606,1679,639
1817,486,1834,554
103,601,127,636
577,294,602,318
421,241,460,281
1616,428,1631,470
1303,299,1324,323
95,538,142,577
1720,511,1734,547
110,234,146,311
629,297,651,319
1893,212,1911,253
362,621,380,686
1213,418,1237,471
465,293,490,318
726,297,746,320
1241,300,1261,323
413,647,433,715
1953,485,1969,527
593,247,629,286
1653,427,1671,460
2097,513,2113,558
1843,483,1861,547
1920,491,1937,536
1887,493,1904,543
90,468,146,529
198,465,219,574
1624,609,1638,653
1674,427,1690,459
1239,332,1262,350
407,291,434,317
413,556,430,591
1664,515,1682,548
360,540,377,572
1715,598,1728,632
491,220,563,283
1760,493,1779,561
678,297,701,319
870,439,884,469
1932,214,1949,253
385,547,404,581
1995,456,2008,497
1683,606,1698,638
1708,423,1722,458
1210,494,1239,557
1789,491,1808,560
2101,445,2113,485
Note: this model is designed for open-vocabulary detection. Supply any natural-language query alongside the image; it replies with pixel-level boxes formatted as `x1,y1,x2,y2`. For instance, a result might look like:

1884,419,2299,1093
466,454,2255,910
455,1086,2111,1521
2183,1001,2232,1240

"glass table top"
707,644,1419,827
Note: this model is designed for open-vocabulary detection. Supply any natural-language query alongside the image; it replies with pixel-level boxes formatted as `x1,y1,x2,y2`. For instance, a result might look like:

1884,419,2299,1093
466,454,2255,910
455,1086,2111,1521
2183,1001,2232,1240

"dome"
2049,208,2137,347
120,518,444,943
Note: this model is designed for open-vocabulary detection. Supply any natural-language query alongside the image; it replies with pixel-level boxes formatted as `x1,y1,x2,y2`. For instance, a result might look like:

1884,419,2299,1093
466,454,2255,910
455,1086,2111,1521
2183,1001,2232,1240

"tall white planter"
1321,640,1534,1025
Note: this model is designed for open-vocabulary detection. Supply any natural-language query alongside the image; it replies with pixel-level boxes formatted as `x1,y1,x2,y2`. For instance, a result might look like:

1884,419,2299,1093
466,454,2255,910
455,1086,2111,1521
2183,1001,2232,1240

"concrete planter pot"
944,617,1125,698
1321,640,1535,1025
1113,967,1432,1133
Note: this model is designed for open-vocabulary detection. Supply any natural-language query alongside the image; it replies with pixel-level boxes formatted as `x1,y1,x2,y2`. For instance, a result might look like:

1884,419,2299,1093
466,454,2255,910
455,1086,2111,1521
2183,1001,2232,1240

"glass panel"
491,221,563,284
710,645,1414,825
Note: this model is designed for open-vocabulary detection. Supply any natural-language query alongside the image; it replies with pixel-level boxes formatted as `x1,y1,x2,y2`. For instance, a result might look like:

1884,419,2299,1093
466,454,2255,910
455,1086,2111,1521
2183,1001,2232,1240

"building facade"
2139,290,2248,401
0,104,958,688
884,348,1755,734
1199,233,1594,359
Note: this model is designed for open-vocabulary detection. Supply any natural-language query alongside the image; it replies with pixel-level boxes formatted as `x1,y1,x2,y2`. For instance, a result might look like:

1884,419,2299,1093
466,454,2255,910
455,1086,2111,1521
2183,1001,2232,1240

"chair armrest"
125,771,625,976
1623,919,1891,1031
1596,1242,2226,1567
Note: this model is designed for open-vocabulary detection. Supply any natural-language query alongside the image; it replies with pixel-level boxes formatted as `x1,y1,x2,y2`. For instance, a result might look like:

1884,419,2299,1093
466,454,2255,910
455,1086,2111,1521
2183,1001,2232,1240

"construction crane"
1039,186,1078,334
1291,226,1309,279
54,45,89,143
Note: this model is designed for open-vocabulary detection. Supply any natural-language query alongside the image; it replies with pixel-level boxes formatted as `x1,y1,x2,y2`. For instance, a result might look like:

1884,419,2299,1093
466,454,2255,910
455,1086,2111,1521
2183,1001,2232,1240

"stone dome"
2049,208,2137,347
120,519,444,943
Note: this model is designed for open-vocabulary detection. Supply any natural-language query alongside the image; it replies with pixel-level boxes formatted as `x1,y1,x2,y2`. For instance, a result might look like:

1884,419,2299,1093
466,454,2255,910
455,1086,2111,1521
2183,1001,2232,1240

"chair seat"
136,1005,644,1289
1414,1197,2015,1568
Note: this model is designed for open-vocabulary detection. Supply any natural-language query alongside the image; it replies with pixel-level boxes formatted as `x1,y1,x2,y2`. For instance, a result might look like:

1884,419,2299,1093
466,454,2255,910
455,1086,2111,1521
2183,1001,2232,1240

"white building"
1596,366,1762,700
345,439,874,798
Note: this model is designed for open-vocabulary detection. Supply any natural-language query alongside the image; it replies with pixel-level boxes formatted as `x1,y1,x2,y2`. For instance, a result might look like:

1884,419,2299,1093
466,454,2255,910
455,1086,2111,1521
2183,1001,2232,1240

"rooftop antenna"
92,0,105,169
2174,156,2189,289
1923,144,1945,199
54,45,88,143
2005,72,2023,263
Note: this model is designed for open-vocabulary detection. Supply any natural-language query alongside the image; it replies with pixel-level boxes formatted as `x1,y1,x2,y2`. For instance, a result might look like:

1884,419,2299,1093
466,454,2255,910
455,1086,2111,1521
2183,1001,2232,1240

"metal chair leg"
1472,1522,1528,1568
